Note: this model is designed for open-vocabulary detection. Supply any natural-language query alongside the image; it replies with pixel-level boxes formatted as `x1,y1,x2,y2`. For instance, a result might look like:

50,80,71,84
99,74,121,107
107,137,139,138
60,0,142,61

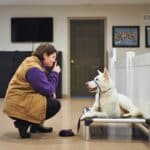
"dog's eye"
95,78,98,81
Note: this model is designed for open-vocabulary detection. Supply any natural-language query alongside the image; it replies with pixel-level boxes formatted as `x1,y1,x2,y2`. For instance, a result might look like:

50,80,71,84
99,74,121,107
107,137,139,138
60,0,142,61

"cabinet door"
0,52,14,97
56,51,62,98
13,51,31,74
0,51,31,98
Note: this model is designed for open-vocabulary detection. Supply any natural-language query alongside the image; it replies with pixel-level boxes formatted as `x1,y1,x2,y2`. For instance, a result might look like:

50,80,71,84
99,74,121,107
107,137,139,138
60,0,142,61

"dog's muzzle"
85,81,98,92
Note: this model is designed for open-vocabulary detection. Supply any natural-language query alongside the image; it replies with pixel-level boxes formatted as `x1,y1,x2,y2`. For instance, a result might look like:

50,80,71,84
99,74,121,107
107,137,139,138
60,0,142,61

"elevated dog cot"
82,108,150,141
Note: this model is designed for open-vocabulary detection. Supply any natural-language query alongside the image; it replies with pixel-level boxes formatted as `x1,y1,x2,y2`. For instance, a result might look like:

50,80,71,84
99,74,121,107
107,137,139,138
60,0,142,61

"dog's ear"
103,68,109,79
97,70,102,75
103,67,108,73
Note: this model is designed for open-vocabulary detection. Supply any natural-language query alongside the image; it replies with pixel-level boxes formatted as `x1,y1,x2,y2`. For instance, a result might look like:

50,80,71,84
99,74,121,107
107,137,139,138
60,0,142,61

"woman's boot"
14,120,31,138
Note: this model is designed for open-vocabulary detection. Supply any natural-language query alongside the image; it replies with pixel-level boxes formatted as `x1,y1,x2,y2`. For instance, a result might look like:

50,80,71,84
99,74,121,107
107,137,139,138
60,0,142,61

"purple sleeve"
26,67,59,96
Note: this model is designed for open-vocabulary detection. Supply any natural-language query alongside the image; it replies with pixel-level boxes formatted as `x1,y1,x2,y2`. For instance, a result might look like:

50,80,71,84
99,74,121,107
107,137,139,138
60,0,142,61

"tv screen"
11,17,53,42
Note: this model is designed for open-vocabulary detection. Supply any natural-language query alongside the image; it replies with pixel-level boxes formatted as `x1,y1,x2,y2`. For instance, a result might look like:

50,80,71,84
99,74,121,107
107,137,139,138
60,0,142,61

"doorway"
70,19,105,97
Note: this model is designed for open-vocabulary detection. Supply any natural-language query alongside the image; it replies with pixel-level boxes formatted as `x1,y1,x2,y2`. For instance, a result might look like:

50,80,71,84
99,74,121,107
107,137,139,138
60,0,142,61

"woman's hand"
52,62,61,73
52,93,56,99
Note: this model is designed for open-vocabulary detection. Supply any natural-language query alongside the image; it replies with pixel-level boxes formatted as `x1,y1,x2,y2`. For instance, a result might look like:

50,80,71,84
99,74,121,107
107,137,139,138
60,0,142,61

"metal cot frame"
83,118,150,141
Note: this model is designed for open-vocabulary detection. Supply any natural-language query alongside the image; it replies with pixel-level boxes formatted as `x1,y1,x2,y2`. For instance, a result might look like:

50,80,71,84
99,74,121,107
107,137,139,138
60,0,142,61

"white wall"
0,5,150,96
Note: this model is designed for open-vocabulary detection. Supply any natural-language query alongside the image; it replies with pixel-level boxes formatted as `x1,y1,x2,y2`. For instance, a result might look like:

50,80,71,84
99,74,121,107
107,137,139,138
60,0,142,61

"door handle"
71,59,74,64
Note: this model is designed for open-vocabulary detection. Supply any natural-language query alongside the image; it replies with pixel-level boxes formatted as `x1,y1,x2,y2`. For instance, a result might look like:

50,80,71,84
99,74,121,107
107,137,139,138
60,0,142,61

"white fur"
80,69,142,120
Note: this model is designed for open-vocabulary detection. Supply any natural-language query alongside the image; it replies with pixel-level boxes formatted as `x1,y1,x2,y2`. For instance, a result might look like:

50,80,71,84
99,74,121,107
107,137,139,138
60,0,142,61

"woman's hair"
32,43,57,60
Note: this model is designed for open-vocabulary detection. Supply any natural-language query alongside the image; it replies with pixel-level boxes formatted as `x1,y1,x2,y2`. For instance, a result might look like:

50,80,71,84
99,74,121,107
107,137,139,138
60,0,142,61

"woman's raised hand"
52,62,61,73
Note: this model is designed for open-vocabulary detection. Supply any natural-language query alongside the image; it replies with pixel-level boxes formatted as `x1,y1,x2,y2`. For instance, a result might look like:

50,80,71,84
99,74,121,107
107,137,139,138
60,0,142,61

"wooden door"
70,19,105,96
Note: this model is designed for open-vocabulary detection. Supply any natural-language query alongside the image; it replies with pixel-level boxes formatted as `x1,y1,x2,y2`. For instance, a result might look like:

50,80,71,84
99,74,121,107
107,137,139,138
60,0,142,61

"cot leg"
83,119,93,141
146,119,150,142
131,123,134,140
148,126,150,142
83,124,90,140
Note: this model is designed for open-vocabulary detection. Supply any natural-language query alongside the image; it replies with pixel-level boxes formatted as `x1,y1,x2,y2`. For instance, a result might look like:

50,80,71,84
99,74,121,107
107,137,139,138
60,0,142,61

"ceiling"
0,0,150,6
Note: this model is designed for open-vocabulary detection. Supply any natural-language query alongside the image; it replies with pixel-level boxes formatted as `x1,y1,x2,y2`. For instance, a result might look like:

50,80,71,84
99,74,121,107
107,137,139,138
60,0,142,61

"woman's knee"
54,100,61,112
45,99,61,119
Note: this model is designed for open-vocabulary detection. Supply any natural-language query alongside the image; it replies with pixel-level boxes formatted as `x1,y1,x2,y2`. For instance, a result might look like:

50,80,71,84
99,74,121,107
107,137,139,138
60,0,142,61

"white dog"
80,68,143,120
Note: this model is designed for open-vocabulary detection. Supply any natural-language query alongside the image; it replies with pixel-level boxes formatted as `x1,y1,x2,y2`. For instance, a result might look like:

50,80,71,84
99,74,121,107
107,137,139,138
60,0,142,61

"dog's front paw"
80,114,86,120
80,112,95,120
122,113,132,118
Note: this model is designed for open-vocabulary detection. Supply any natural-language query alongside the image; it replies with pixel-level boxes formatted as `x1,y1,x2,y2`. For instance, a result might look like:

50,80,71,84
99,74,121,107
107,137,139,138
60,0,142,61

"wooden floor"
0,98,149,150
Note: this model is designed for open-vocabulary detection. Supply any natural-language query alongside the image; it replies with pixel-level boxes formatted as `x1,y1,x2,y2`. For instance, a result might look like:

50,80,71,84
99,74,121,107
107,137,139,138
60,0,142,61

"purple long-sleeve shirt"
26,67,59,97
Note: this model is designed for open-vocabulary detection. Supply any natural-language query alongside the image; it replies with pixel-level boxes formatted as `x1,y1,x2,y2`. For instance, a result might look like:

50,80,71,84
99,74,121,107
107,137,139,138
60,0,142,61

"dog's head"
85,68,114,93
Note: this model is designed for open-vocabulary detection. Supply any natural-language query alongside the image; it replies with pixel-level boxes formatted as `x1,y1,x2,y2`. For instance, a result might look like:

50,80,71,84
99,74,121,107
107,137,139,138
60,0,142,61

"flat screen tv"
11,17,53,42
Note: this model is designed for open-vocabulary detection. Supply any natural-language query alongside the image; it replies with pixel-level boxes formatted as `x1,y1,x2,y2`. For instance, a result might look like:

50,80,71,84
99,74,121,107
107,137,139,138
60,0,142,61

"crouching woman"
3,43,61,138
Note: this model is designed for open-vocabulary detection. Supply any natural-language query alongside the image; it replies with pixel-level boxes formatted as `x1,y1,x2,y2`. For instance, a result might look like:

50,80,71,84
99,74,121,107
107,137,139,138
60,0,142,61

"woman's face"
43,52,57,67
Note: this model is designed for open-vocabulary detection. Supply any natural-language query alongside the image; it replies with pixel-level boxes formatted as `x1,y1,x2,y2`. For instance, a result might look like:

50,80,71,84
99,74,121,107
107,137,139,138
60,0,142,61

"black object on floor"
59,129,75,137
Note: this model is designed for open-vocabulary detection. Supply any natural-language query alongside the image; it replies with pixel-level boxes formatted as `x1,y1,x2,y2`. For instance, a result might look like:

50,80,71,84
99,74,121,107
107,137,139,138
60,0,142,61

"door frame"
67,17,108,97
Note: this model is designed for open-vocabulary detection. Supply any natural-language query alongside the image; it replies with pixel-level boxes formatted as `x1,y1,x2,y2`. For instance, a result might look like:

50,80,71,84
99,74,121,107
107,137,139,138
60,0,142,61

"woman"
3,43,61,138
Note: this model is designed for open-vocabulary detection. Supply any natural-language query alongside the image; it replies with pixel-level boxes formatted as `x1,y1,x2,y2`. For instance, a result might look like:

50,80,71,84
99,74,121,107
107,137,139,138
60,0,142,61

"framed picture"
112,26,140,47
145,26,150,47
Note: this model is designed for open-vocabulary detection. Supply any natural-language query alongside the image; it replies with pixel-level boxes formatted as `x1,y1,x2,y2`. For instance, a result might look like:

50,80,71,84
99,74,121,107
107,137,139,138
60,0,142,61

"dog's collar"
94,80,101,90
94,80,101,111
94,79,112,94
